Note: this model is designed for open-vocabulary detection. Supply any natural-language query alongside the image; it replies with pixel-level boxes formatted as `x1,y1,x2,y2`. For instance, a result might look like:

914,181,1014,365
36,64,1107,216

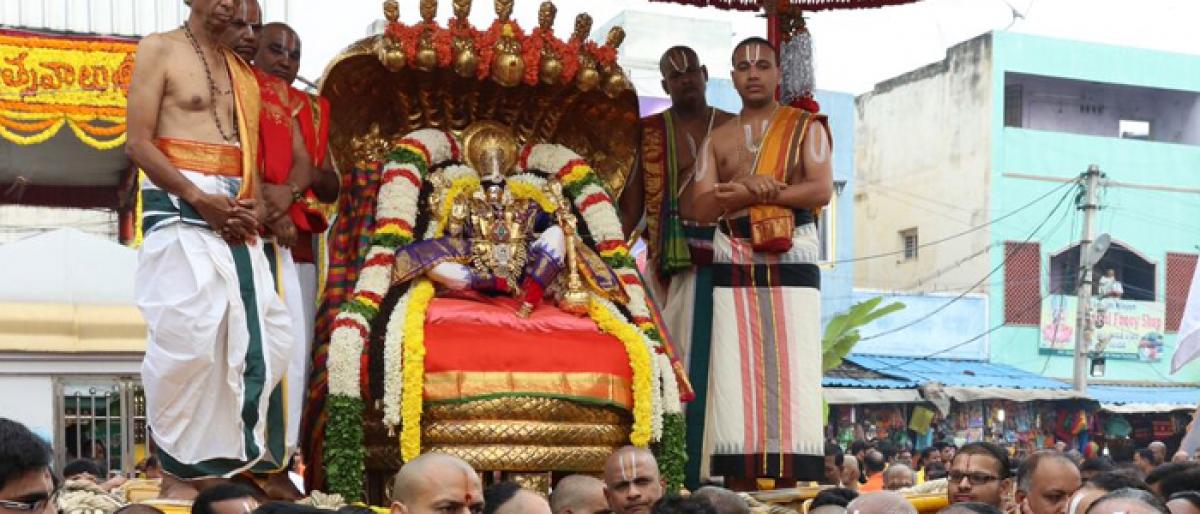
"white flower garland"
381,288,413,429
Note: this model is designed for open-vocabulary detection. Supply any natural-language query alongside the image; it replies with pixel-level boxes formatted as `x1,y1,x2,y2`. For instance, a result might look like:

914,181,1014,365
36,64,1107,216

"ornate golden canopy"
320,0,640,194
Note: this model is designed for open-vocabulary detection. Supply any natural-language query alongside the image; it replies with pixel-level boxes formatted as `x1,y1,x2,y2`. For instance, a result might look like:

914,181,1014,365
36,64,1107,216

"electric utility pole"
1073,165,1102,393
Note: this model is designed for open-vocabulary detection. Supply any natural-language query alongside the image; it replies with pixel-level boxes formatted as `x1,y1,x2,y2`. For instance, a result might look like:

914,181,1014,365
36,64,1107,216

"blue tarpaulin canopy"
841,354,1087,402
1088,384,1200,413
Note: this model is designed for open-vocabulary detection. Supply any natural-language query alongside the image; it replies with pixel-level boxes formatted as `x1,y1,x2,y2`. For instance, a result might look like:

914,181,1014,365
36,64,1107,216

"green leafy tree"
822,297,905,421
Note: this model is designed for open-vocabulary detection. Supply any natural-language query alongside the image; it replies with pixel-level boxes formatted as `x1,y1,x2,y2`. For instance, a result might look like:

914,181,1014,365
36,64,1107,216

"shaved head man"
550,475,611,514
603,446,665,514
692,486,750,514
883,464,916,491
389,453,483,514
845,492,917,514
217,0,261,62
254,22,301,85
1015,451,1081,514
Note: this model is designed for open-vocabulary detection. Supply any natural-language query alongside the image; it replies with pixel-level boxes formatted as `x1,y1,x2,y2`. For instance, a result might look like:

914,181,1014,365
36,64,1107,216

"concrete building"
853,32,1200,394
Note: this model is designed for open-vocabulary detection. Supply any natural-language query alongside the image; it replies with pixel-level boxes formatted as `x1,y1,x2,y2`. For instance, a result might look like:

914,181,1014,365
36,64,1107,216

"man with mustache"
688,37,833,491
127,0,315,497
619,45,732,490
602,446,665,514
946,443,1012,510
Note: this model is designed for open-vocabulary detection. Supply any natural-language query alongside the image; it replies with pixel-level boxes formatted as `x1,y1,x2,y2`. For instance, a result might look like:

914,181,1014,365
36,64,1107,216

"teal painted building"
855,32,1200,393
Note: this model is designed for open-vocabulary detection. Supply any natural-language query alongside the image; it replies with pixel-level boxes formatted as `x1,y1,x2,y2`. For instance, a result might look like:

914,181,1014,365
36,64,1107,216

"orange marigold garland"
474,20,525,80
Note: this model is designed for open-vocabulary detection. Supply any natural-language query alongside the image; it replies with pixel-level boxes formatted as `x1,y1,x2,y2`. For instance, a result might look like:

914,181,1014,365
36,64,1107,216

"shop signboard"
1040,296,1166,361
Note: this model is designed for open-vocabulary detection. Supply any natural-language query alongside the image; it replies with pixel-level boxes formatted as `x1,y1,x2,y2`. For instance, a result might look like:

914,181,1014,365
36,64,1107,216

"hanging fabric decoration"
778,15,820,113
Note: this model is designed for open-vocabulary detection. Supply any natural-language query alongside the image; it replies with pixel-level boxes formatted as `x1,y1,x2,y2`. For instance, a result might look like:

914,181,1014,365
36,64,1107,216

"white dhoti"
263,243,308,453
137,170,295,479
703,219,824,483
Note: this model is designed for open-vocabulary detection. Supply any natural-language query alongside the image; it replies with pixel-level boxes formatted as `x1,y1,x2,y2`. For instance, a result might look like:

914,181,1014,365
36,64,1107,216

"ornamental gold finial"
571,13,592,43
420,0,437,23
383,0,400,22
537,1,557,30
605,26,625,49
495,0,514,22
453,0,472,19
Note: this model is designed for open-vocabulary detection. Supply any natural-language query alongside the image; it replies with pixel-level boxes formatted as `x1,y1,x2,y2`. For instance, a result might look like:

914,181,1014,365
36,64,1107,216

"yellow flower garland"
507,179,557,213
435,175,481,232
399,279,437,461
588,297,654,447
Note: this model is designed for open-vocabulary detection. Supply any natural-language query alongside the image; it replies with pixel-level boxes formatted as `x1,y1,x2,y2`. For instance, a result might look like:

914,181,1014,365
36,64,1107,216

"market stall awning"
823,359,923,404
0,29,137,209
845,354,1088,402
647,0,921,12
1088,385,1200,413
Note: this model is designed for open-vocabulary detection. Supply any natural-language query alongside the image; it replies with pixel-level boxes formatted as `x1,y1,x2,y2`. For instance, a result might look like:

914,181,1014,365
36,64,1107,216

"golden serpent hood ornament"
321,1,641,195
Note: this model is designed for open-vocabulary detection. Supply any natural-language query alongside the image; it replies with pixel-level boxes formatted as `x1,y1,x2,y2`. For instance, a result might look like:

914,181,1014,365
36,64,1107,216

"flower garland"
506,173,557,213
324,128,458,500
399,279,436,461
390,22,454,68
434,165,482,231
474,19,525,81
380,288,413,429
588,297,654,447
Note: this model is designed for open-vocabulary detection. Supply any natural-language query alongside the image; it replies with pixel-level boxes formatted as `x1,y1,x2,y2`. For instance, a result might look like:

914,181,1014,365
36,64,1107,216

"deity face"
730,40,779,109
572,13,592,42
218,0,261,62
453,0,472,20
255,24,301,84
420,0,437,23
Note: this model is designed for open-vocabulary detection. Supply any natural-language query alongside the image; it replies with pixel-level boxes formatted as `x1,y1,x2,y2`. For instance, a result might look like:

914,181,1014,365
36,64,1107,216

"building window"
1004,84,1024,127
1049,240,1156,301
1119,119,1151,140
1166,253,1198,332
1004,241,1042,325
900,228,918,261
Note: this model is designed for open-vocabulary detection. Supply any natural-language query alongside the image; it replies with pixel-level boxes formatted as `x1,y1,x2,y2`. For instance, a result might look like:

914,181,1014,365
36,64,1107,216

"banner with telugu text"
1040,296,1167,362
0,29,136,150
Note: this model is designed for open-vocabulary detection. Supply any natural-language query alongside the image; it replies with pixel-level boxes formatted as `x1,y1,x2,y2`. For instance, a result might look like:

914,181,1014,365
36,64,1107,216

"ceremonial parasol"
648,0,922,109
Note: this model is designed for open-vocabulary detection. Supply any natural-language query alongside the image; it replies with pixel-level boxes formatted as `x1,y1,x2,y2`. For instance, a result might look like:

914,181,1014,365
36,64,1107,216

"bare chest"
163,49,234,114
712,132,757,182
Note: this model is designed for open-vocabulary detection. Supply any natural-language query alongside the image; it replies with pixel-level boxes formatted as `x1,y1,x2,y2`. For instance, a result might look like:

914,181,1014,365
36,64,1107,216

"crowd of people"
7,413,1200,514
815,437,1200,514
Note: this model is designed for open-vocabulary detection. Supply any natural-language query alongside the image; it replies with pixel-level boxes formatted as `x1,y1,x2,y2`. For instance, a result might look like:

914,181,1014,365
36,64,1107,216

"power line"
830,178,1079,266
860,179,1080,341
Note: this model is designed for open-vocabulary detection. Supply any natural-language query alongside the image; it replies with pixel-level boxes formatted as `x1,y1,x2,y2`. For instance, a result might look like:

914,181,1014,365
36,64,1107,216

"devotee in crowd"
1172,451,1191,464
484,482,551,514
0,418,55,514
1055,442,1068,453
1015,451,1081,514
603,446,666,514
253,502,329,514
937,503,1003,514
823,443,845,486
810,488,858,514
919,447,943,482
947,442,1012,510
1085,488,1170,514
925,462,949,481
861,450,887,491
388,453,483,514
896,448,915,468
1079,458,1114,482
550,475,611,514
1149,442,1168,466
940,442,959,465
883,464,916,491
1168,492,1200,514
1067,471,1149,514
1136,449,1158,477
841,456,862,491
690,486,749,514
650,496,714,514
191,483,258,514
845,491,917,514
1146,462,1200,500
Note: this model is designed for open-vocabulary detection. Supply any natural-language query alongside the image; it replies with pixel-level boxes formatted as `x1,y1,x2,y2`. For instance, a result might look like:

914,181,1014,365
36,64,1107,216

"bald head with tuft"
550,475,608,514
389,453,483,514
603,446,663,514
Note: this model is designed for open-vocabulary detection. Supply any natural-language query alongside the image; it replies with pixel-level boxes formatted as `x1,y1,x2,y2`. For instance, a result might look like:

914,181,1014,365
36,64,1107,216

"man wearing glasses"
947,442,1014,510
0,418,55,514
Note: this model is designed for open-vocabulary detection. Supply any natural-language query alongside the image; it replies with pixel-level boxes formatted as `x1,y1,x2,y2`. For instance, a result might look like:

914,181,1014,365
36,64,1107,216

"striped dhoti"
702,214,824,483
136,138,295,479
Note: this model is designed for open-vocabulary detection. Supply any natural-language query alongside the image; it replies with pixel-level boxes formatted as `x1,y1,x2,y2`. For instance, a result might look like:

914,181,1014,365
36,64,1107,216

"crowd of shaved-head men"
375,446,752,514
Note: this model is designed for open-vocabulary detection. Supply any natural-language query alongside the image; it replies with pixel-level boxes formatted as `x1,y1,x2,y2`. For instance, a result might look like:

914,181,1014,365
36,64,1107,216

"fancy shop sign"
0,30,135,108
1040,296,1167,362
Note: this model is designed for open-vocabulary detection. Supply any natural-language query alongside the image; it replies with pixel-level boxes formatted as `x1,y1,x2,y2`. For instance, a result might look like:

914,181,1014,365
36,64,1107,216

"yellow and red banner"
0,29,136,149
